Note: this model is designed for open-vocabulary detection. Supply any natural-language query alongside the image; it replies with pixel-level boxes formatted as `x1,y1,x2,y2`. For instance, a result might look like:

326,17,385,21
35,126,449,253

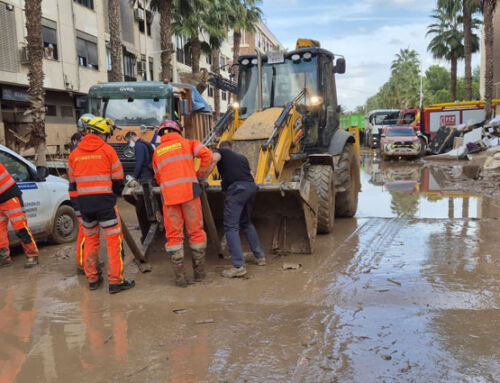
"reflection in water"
359,154,500,219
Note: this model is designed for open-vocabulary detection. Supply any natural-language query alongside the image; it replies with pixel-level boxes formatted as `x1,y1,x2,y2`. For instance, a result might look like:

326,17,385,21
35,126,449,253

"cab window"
0,152,31,182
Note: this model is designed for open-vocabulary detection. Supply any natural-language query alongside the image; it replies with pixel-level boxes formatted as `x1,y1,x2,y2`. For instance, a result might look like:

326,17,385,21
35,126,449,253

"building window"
206,53,212,65
149,58,154,81
220,55,226,71
123,51,136,80
46,105,57,116
176,35,191,67
74,0,94,10
106,48,112,72
61,106,74,118
138,11,152,37
76,32,98,70
222,90,227,101
208,85,214,98
42,20,58,60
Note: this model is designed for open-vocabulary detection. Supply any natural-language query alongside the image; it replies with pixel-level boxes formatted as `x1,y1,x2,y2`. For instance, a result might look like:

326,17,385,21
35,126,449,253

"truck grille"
392,142,414,148
110,143,136,176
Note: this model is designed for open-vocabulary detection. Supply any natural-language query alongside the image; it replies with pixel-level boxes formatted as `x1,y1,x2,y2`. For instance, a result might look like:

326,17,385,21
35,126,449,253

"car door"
0,151,52,236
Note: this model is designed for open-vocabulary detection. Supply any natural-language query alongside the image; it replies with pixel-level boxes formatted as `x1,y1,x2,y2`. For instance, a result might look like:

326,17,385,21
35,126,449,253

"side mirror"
34,166,48,182
239,106,247,115
334,58,346,74
381,134,386,138
180,99,189,116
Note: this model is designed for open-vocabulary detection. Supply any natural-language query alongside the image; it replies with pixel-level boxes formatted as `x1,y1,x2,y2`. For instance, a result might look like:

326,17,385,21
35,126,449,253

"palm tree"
25,0,47,172
427,7,464,101
108,0,123,82
173,0,210,74
229,0,262,78
481,0,497,120
391,48,421,107
147,0,174,80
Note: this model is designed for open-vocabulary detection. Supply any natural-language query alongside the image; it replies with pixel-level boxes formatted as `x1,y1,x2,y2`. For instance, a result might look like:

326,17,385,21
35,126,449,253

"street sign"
267,51,284,64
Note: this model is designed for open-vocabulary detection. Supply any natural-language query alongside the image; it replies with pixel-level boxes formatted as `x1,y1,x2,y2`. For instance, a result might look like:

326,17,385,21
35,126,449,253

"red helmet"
158,120,182,136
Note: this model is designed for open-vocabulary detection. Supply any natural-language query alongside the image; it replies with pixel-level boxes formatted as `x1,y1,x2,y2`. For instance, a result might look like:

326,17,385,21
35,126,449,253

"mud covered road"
2,153,500,382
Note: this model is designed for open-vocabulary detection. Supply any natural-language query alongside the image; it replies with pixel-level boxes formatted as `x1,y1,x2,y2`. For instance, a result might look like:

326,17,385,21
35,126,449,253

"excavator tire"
307,164,335,234
335,143,360,217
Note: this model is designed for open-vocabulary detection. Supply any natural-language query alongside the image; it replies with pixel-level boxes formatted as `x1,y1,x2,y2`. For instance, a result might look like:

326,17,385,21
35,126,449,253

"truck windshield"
387,128,415,137
238,57,318,117
372,112,400,125
89,98,168,126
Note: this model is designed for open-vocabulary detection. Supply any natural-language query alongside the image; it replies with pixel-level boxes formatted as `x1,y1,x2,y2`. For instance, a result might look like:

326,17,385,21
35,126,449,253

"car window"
387,128,415,137
0,152,31,182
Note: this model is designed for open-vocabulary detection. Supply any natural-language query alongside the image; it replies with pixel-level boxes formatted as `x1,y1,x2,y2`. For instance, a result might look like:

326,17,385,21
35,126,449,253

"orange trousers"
163,197,206,252
0,197,38,258
76,216,85,270
81,206,124,284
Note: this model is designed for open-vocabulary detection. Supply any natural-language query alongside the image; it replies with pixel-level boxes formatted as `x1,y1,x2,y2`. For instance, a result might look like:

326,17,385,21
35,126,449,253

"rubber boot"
109,280,136,294
0,247,12,268
168,248,188,287
191,247,206,282
24,256,39,268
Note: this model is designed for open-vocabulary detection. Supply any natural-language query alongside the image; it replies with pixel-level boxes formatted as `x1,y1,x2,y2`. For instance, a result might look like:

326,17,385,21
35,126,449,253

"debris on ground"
283,263,302,270
195,319,215,324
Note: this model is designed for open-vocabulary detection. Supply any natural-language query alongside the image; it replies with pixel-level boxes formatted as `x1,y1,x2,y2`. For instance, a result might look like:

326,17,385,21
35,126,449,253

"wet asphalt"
1,152,500,382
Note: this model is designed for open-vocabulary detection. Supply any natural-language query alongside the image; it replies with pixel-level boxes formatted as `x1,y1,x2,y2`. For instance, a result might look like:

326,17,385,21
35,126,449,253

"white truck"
0,145,78,245
365,109,401,148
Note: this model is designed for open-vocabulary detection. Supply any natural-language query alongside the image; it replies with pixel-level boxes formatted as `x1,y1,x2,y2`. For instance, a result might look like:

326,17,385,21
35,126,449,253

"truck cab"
87,81,212,175
365,109,400,148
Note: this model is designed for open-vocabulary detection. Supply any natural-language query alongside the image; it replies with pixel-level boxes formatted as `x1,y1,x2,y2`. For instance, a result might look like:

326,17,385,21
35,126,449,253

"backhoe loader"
118,39,360,267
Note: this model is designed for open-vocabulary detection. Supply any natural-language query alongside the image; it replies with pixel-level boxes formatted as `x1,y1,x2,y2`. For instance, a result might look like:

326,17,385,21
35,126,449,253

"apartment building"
0,0,233,153
237,19,282,56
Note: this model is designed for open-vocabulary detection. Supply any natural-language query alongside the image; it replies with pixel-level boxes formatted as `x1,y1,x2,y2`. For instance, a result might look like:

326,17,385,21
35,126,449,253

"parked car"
365,109,401,148
0,145,78,245
381,127,423,161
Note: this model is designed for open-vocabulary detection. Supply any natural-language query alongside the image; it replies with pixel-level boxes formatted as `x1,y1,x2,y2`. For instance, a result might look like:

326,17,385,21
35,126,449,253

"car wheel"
49,205,78,244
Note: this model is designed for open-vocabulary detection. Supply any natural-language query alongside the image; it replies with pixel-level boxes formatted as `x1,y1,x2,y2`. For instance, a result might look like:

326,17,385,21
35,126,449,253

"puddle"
358,153,500,219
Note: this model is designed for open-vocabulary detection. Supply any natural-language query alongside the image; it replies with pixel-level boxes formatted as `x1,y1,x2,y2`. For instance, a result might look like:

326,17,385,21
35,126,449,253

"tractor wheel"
307,165,335,234
335,143,360,217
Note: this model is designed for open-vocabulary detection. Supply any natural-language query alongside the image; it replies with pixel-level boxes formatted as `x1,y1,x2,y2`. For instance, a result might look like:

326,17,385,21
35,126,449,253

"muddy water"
2,153,500,382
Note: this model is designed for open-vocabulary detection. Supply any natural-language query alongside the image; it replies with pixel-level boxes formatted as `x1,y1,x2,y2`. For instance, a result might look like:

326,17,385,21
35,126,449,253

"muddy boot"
0,248,12,268
191,247,206,282
168,248,188,287
89,274,103,290
24,256,39,269
109,279,135,294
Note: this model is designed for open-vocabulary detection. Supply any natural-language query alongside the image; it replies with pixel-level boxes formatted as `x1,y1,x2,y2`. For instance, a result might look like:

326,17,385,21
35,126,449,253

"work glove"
126,175,139,188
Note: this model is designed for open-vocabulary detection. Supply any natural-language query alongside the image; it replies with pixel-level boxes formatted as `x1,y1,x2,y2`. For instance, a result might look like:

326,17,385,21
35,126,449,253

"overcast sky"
260,0,482,111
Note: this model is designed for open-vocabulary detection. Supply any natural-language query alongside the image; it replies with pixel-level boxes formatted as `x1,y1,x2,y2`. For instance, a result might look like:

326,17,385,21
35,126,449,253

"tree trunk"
450,54,457,102
159,0,173,80
463,0,472,101
232,30,241,79
212,48,221,121
483,0,495,120
25,0,46,169
191,36,201,74
108,0,123,82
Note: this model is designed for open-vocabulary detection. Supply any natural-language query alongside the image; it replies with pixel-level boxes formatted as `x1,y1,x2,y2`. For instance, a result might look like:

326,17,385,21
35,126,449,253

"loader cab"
237,46,345,153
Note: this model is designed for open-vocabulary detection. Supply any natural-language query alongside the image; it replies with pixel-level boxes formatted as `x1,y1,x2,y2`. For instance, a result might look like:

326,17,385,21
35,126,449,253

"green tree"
425,65,450,94
228,0,262,78
391,48,421,108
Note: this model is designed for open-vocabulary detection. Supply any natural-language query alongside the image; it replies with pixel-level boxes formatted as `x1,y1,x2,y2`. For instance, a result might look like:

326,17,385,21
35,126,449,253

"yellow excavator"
203,39,360,254
121,39,360,269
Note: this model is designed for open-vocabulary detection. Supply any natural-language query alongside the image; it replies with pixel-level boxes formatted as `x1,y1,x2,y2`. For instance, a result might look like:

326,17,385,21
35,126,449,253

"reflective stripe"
82,220,98,228
160,177,198,188
68,167,74,173
75,175,111,182
111,170,124,179
111,161,121,170
157,154,194,169
5,208,23,215
77,186,112,193
0,172,9,182
0,178,15,194
10,215,25,223
99,218,119,228
104,227,121,236
193,144,204,157
69,175,76,183
165,243,183,252
83,227,99,236
0,216,8,221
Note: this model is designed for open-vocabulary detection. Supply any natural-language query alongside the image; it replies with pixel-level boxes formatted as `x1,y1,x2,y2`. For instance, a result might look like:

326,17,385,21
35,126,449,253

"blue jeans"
224,181,264,268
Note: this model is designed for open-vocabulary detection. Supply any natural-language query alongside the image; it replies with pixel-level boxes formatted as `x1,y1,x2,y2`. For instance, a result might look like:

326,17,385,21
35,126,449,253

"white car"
0,145,78,245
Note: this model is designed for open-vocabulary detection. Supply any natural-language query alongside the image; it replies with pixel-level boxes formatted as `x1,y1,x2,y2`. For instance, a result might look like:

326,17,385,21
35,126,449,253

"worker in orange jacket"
70,114,94,275
0,163,39,268
153,120,213,287
68,117,135,294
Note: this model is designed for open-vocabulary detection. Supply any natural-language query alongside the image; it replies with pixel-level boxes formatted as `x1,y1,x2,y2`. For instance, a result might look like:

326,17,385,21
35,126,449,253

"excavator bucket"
204,179,318,255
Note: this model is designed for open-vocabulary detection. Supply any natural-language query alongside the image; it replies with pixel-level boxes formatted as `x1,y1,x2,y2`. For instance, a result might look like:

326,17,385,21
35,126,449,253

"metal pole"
256,49,263,111
144,23,149,81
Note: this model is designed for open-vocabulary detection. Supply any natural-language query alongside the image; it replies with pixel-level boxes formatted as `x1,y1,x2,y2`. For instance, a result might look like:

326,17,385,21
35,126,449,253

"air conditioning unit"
137,61,146,72
134,8,145,21
19,46,29,64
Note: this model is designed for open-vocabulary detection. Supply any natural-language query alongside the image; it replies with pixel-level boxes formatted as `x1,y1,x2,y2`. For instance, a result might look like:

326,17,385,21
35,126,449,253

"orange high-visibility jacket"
0,163,16,197
153,132,213,205
68,134,124,196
